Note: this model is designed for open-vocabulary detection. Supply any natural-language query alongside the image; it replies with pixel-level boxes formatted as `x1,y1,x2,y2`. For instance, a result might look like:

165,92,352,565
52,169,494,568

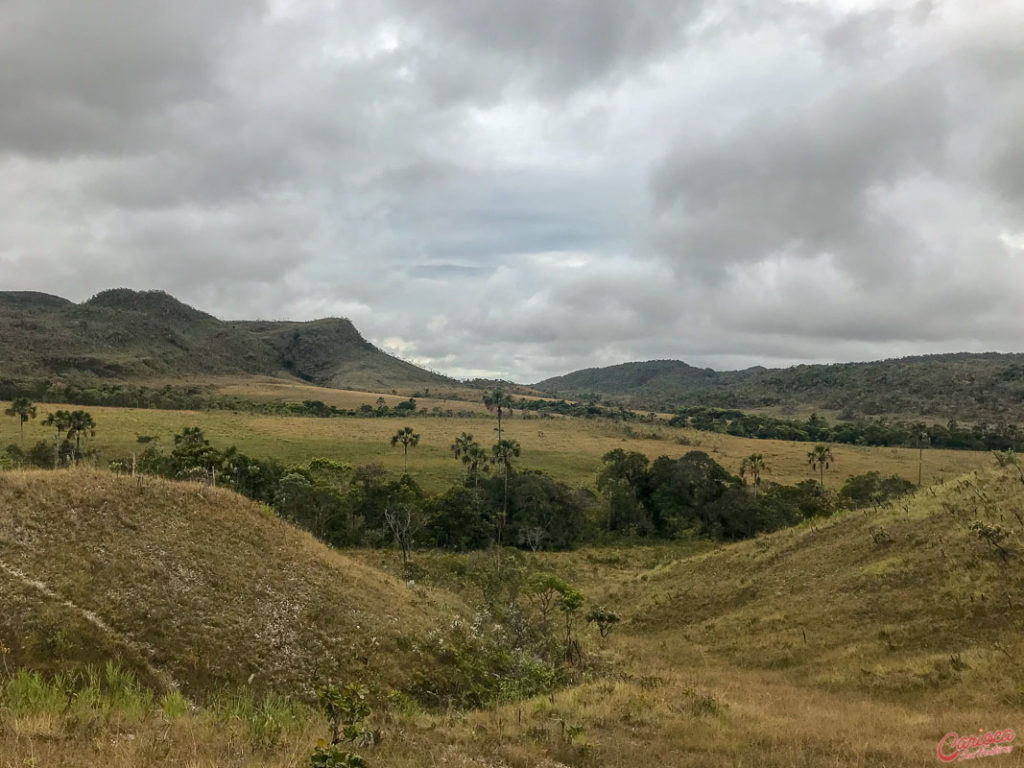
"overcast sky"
2,0,1023,382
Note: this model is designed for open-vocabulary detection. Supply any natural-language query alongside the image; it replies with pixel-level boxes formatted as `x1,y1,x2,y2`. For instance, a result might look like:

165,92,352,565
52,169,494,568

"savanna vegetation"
2,291,1023,766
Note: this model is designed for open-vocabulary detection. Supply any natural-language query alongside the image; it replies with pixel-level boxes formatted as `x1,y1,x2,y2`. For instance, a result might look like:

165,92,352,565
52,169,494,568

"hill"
534,353,1024,422
0,288,455,392
378,466,1024,766
0,469,459,699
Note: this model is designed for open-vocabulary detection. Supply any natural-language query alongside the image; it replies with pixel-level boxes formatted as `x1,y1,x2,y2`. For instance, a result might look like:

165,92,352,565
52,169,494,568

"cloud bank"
1,0,1022,381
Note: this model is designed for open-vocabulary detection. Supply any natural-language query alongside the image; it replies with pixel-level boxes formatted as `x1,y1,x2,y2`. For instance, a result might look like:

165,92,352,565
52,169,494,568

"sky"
1,0,1023,382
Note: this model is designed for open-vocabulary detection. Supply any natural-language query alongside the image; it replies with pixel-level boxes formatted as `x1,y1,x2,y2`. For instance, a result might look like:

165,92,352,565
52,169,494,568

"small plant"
871,526,893,546
968,520,1011,559
585,606,621,639
559,587,585,664
309,682,373,768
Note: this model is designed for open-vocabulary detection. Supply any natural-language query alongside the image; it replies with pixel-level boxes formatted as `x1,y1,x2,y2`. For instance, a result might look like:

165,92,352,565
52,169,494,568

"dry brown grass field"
2,399,993,493
2,466,1023,766
0,469,462,697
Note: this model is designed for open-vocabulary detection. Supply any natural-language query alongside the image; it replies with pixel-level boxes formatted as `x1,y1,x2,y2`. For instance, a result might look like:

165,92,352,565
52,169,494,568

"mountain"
0,288,454,391
534,353,1024,422
0,468,460,697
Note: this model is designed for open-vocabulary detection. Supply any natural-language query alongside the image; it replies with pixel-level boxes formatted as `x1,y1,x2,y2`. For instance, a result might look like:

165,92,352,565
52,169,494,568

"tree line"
1,390,921,551
670,406,1024,452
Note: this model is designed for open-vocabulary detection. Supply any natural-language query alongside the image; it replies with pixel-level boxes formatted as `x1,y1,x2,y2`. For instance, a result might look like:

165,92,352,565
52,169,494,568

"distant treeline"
669,406,1024,452
0,379,485,419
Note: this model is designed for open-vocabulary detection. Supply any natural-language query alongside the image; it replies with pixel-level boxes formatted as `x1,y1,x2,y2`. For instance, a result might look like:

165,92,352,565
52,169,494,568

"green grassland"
3,399,994,493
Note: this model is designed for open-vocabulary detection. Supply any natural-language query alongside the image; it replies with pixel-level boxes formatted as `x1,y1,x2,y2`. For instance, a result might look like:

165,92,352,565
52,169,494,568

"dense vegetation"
670,406,1024,452
535,353,1024,423
3,414,918,550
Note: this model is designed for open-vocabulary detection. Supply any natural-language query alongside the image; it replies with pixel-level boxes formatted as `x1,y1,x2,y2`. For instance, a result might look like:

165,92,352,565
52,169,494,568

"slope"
0,469,460,699
0,288,455,392
236,317,452,391
535,352,1024,422
628,467,1024,708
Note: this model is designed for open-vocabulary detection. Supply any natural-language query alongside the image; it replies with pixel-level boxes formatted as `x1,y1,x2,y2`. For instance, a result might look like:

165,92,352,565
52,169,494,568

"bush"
840,472,915,508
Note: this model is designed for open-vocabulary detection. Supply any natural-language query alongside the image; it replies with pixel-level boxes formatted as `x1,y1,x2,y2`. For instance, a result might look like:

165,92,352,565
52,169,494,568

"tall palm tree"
5,397,37,441
483,388,514,442
391,426,420,474
739,453,769,490
66,410,96,464
807,444,834,486
492,438,521,546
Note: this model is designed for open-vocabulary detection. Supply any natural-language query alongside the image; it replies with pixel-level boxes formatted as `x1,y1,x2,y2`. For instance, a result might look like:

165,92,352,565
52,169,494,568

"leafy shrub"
840,472,915,508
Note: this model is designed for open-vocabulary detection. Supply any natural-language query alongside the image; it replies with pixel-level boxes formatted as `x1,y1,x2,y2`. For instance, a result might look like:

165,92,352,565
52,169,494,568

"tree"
450,432,489,486
44,410,73,440
390,426,420,474
43,409,94,465
5,398,36,441
585,606,621,639
597,449,650,532
807,444,834,486
913,425,930,486
483,388,514,442
739,453,769,491
491,438,521,546
993,449,1024,483
383,500,425,568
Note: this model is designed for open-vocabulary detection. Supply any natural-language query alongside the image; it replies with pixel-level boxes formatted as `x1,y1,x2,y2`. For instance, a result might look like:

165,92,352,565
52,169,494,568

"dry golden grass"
2,468,1024,766
214,376,493,413
5,400,992,494
0,469,462,700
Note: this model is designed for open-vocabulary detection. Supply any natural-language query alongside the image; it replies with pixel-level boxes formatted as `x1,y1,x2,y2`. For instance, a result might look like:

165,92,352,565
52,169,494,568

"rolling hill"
0,468,460,699
0,288,454,392
534,353,1024,422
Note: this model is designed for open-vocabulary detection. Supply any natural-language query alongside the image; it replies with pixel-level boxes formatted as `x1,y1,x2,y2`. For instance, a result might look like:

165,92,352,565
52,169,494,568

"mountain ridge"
534,353,1024,422
0,288,455,391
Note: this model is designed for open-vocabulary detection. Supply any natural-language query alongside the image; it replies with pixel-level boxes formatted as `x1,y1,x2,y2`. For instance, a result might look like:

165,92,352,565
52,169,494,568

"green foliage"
536,353,1024,426
161,689,190,718
585,606,621,638
840,472,915,508
317,683,372,745
308,682,372,767
310,746,368,768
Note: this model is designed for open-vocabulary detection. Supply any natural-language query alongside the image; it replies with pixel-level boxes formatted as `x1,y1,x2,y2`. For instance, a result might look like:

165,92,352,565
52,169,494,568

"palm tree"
66,410,96,464
450,432,476,461
739,453,769,490
451,432,489,486
492,438,521,546
391,426,420,474
807,444,834,486
45,410,95,464
483,388,514,442
5,397,37,441
44,410,72,437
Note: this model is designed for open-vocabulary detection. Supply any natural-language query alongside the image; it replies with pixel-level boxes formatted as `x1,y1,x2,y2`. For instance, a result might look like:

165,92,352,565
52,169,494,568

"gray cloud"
1,0,1023,383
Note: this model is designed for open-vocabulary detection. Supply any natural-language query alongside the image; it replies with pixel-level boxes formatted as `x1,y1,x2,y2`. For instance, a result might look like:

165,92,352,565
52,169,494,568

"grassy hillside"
364,466,1024,766
0,469,460,699
236,318,453,392
536,352,1024,423
0,288,455,392
3,467,1023,766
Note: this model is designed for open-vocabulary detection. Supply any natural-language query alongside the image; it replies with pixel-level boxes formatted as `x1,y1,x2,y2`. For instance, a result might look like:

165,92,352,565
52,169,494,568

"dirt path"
0,558,187,698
